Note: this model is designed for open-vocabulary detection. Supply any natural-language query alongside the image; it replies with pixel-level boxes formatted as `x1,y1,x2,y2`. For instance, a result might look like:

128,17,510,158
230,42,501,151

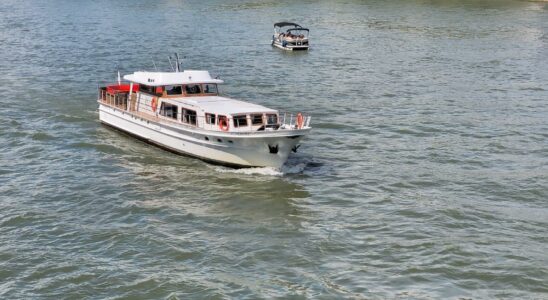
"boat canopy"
286,28,309,32
123,70,224,86
274,22,302,28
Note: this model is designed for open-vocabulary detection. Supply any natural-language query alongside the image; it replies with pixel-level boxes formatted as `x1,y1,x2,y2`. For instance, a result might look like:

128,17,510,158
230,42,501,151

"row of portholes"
204,136,233,144
128,113,148,124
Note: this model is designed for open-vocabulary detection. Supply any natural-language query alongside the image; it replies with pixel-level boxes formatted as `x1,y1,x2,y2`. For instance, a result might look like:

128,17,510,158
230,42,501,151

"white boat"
97,58,311,168
271,22,310,51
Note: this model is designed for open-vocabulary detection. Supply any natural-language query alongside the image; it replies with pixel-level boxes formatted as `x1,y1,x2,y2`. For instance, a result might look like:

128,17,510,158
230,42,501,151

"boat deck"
98,89,311,134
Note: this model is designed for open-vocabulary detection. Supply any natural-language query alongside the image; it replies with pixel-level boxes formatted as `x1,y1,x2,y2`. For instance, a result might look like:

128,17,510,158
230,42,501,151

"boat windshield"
287,29,308,36
266,114,278,124
166,85,183,95
185,84,202,95
203,83,218,94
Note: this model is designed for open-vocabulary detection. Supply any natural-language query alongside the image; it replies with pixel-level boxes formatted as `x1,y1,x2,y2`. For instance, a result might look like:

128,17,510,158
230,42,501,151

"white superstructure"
98,67,311,168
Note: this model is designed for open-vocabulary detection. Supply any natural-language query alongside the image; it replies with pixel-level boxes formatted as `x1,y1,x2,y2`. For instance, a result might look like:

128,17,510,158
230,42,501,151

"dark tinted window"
166,85,182,95
233,115,248,128
182,109,197,125
251,114,263,125
266,114,278,124
206,113,215,124
160,103,178,120
203,84,218,94
140,84,155,95
184,84,202,95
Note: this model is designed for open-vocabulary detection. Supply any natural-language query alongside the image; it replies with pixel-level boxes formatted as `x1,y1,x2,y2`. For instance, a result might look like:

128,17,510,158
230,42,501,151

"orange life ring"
151,97,157,112
296,112,304,129
219,117,229,131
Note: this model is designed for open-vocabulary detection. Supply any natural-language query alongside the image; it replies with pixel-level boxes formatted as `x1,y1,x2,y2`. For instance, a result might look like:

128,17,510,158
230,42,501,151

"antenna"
115,63,121,85
152,60,158,71
168,55,175,72
174,53,180,72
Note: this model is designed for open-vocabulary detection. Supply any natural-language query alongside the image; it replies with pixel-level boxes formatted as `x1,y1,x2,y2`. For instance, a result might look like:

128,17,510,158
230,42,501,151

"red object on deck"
106,84,140,94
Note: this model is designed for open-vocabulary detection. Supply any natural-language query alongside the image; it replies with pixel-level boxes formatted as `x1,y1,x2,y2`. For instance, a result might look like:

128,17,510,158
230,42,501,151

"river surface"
1,0,547,299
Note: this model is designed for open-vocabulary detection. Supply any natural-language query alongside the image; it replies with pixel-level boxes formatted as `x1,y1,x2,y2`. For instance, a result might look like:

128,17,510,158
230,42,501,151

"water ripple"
1,0,548,298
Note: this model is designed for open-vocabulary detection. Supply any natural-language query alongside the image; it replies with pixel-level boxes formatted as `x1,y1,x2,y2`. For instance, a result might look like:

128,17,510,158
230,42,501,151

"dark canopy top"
274,22,302,28
287,27,309,32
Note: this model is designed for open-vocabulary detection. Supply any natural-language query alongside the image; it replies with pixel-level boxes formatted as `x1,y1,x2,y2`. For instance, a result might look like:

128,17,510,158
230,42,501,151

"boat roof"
124,70,224,86
274,22,302,28
287,28,309,32
166,96,277,115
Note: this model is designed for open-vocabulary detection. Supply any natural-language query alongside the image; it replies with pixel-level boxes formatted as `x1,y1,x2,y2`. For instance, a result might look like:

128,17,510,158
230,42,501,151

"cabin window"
205,113,216,124
184,84,202,95
182,108,197,125
266,114,278,125
233,115,248,128
166,85,183,95
159,102,178,120
203,84,218,94
251,114,263,125
139,84,155,95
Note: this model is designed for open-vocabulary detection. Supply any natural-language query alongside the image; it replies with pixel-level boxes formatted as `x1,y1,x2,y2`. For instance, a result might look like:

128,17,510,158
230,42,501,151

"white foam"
214,166,284,176
212,158,309,177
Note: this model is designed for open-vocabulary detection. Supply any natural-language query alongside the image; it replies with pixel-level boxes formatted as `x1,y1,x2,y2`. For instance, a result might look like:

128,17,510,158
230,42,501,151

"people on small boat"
279,33,305,40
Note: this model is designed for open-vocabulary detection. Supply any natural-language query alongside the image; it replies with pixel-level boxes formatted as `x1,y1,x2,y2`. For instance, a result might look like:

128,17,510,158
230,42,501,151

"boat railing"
98,87,130,111
279,112,312,129
98,90,311,133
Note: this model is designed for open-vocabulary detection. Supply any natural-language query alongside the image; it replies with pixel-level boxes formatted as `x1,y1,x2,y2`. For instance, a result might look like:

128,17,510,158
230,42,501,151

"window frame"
205,113,216,125
232,115,248,128
202,83,218,95
266,114,278,125
251,114,263,125
159,102,178,120
165,85,183,96
182,108,197,126
184,84,202,95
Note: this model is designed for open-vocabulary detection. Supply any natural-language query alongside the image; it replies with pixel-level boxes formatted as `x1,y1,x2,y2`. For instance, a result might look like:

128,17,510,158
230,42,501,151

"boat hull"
271,39,309,51
98,104,308,168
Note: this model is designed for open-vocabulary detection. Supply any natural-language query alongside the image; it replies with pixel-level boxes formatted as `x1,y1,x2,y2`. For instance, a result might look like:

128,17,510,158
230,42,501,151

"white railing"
98,88,311,133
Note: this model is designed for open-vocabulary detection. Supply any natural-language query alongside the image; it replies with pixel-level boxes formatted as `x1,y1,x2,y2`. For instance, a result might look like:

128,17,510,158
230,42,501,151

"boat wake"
212,160,309,176
214,166,284,176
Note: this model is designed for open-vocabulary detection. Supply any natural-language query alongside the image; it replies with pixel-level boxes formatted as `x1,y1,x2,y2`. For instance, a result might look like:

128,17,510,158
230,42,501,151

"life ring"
219,116,229,131
296,113,304,129
151,97,157,112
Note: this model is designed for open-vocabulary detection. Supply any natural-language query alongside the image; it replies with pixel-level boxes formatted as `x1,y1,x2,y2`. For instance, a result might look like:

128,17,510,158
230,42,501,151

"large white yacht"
98,60,311,168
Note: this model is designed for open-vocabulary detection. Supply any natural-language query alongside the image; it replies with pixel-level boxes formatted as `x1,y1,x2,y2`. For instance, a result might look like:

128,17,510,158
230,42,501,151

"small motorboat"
97,55,311,168
271,22,310,51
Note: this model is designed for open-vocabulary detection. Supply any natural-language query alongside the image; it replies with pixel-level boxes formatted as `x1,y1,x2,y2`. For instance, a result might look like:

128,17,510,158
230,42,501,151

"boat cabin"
99,70,283,132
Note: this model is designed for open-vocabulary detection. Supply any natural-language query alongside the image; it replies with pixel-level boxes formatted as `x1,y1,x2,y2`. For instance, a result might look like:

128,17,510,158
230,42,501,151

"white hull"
99,104,308,168
271,39,309,51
